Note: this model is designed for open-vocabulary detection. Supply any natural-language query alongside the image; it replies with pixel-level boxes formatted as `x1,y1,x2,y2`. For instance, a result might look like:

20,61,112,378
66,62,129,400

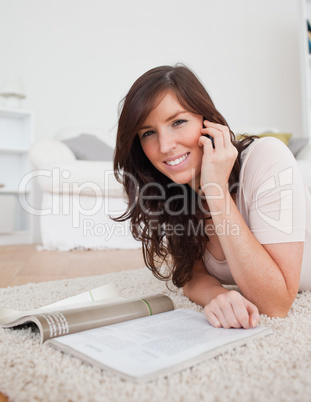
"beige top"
203,137,311,291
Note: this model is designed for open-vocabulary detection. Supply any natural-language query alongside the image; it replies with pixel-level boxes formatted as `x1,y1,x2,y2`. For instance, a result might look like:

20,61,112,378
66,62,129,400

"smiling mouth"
164,153,190,166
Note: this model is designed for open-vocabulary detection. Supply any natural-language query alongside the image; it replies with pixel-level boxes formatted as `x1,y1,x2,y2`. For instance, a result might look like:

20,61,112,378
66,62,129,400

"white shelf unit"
0,107,34,244
300,0,311,141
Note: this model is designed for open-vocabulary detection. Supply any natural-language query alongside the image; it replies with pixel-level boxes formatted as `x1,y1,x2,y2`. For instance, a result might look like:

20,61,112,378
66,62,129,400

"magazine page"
48,308,273,383
0,282,119,325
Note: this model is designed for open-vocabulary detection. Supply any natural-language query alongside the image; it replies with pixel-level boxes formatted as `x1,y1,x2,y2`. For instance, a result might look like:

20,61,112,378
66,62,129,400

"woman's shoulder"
241,136,292,156
239,136,299,189
240,136,295,169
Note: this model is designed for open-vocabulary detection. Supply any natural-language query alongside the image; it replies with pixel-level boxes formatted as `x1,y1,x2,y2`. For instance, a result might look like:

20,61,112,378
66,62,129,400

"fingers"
201,127,224,150
201,120,232,148
198,134,214,152
205,300,242,329
204,309,222,328
245,300,260,328
204,291,260,329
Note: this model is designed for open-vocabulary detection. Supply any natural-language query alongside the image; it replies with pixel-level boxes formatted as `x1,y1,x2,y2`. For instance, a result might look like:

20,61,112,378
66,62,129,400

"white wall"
0,0,303,147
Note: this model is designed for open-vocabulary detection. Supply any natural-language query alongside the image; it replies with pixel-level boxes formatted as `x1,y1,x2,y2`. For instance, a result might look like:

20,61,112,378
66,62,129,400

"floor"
0,244,145,288
0,244,145,400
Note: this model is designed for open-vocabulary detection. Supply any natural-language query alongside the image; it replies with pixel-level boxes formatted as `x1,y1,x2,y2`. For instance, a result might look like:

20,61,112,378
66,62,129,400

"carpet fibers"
0,268,310,402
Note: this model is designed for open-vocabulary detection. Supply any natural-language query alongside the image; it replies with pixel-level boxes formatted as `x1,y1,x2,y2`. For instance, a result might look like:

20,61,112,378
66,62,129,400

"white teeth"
166,153,188,166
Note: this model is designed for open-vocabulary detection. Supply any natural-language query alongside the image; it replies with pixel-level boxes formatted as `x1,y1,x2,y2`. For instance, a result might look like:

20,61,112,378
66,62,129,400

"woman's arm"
183,259,260,328
207,193,302,317
199,122,303,317
183,258,229,306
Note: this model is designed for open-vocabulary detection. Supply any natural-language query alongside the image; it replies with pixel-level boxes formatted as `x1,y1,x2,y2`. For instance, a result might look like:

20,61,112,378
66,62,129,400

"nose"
158,131,177,154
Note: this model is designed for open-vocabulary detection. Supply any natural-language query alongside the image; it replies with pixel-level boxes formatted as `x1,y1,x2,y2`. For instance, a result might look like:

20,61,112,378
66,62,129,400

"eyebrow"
139,110,187,131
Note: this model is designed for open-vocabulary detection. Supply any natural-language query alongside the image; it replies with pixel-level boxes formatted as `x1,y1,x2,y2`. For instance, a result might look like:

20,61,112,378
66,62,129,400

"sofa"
29,129,311,251
29,129,140,250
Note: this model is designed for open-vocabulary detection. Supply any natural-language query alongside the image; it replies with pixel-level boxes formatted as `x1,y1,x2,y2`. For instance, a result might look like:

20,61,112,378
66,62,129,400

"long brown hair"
114,64,255,288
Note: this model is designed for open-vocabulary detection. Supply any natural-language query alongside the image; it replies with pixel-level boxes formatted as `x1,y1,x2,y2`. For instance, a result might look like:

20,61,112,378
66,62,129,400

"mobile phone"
202,134,215,149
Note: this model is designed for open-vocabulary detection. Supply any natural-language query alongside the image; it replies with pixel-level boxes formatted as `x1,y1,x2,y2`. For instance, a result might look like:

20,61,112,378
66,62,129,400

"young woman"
114,64,311,329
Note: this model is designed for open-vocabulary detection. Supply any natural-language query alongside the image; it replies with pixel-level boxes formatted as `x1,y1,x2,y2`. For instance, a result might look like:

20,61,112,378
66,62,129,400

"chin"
168,175,196,186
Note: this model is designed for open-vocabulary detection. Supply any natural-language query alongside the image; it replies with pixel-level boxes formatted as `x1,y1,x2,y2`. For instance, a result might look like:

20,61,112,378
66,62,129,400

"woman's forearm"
206,191,299,316
183,259,229,307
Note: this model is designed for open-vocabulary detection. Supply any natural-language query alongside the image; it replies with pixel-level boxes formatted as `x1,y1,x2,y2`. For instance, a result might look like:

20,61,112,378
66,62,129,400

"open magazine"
0,283,173,342
1,284,273,382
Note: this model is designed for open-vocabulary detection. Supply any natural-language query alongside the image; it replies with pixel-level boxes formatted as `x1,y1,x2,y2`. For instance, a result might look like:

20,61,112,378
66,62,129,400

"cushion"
29,140,76,169
62,134,114,161
236,133,292,146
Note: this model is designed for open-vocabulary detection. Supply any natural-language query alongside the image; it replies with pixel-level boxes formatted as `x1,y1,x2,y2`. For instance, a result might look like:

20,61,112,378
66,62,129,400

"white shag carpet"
0,268,311,402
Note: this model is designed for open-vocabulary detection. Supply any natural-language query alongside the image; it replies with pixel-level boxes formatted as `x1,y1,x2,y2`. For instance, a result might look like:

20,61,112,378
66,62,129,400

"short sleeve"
239,137,306,244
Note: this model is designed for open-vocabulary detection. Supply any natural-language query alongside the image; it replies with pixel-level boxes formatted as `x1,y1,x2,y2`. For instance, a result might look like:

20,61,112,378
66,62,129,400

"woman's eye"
142,130,155,138
173,119,187,127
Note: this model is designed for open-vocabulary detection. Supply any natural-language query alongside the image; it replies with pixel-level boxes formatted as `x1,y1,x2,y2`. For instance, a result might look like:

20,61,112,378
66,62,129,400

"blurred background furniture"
29,128,140,250
0,108,34,245
294,142,311,191
276,135,311,192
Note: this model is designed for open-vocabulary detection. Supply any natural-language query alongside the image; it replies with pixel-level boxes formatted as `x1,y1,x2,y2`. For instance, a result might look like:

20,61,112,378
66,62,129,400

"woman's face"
137,91,204,189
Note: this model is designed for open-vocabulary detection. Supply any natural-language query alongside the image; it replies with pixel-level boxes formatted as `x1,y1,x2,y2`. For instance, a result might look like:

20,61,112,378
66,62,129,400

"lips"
164,152,190,166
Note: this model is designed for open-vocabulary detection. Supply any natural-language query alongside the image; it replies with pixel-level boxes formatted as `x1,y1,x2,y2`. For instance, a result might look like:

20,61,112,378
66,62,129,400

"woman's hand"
203,290,260,329
198,121,238,196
